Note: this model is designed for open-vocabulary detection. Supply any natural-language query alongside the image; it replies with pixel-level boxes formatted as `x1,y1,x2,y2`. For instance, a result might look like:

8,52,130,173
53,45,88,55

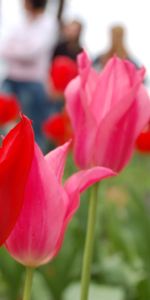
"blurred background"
1,0,150,75
0,1,150,299
1,0,150,73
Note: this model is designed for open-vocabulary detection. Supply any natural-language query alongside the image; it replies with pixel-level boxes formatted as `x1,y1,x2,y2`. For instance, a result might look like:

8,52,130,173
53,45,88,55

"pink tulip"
6,139,114,267
65,52,150,171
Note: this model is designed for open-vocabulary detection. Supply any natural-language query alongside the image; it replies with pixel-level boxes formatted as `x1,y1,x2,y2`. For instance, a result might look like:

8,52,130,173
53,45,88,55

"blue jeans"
2,79,51,150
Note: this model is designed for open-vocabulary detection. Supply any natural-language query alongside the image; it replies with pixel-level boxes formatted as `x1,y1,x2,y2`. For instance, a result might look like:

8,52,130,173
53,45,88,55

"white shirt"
0,12,58,82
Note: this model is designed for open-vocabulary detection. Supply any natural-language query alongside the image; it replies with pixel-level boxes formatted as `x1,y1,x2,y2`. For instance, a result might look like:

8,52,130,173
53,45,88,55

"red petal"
0,115,34,246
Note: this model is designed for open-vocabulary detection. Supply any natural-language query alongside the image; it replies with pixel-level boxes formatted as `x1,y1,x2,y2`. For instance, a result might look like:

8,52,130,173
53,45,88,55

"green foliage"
63,283,124,300
0,152,150,300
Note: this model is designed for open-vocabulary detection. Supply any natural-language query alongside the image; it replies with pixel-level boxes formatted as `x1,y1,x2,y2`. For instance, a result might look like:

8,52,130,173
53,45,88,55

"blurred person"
52,20,83,61
94,25,139,70
0,0,63,149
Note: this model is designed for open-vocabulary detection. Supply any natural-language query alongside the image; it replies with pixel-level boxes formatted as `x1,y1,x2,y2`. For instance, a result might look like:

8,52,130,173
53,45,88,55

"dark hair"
26,0,48,10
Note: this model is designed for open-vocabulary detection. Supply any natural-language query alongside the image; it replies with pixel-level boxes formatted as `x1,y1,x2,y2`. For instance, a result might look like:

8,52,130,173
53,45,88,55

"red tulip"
0,94,20,126
50,56,78,93
42,111,73,145
0,115,34,246
136,124,150,153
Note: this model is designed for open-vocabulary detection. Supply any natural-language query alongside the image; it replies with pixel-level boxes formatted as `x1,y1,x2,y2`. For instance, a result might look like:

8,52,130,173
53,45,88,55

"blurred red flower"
0,94,20,126
136,124,150,153
50,56,78,93
43,111,73,145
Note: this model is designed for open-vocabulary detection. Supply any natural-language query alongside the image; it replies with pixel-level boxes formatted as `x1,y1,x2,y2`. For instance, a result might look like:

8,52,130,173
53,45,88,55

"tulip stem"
23,267,34,300
80,183,99,300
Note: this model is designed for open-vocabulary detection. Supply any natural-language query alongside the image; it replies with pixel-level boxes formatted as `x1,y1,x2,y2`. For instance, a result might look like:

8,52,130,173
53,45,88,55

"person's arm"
57,0,66,25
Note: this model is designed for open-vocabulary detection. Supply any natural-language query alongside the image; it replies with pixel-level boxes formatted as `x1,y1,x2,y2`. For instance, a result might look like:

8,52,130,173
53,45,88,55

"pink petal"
65,77,97,169
65,167,115,195
6,143,68,267
77,51,98,107
45,141,71,182
133,85,150,138
77,51,91,71
52,167,115,258
91,57,145,123
65,76,82,131
94,84,150,172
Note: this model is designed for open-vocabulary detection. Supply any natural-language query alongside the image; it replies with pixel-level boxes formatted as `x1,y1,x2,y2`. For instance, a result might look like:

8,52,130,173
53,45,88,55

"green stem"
80,183,99,300
23,267,34,300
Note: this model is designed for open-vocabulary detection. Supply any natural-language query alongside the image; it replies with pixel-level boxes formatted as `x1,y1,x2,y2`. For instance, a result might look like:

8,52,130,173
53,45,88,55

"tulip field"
0,150,149,300
0,53,150,300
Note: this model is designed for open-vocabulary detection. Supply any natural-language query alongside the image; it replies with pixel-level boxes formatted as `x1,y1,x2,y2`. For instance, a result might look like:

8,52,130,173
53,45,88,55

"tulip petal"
0,115,34,246
6,143,68,266
65,77,97,168
45,141,71,182
77,51,98,106
91,57,145,123
52,167,115,258
133,85,150,138
95,84,150,172
65,166,115,195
